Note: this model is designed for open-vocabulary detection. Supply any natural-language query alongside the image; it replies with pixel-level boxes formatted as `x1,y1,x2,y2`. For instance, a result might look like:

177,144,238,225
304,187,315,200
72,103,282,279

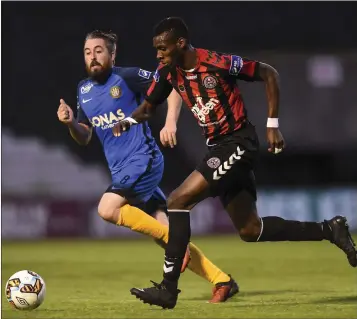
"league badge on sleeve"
153,69,160,83
138,69,152,79
229,55,243,75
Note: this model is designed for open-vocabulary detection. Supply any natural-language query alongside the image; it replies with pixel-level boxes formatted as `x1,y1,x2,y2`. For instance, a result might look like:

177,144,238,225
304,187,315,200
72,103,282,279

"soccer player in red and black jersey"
113,17,357,309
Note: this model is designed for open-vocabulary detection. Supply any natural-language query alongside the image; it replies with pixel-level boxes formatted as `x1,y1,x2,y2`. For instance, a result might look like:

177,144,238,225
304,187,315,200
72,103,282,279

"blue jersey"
76,67,161,175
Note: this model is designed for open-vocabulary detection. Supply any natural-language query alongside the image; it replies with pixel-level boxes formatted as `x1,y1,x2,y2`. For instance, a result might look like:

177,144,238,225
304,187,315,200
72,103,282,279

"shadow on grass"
183,289,297,301
311,295,357,304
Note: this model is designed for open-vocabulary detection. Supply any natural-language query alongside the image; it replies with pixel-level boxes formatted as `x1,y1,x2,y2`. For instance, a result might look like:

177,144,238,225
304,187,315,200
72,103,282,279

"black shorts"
196,122,259,207
105,186,167,217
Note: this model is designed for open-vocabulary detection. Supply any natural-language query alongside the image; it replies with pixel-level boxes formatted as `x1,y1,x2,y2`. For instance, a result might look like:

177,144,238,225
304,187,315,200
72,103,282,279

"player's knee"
97,205,117,223
238,219,262,242
167,191,190,210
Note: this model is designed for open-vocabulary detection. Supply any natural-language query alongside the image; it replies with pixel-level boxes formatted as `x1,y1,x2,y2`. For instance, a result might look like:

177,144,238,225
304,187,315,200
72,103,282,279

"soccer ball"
5,270,46,310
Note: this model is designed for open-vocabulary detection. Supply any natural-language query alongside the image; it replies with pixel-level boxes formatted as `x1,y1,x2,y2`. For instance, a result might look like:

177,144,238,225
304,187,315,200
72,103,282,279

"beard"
86,59,112,83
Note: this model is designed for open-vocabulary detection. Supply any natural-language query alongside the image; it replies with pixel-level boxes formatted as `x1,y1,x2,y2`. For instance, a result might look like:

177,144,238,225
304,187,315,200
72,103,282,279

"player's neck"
179,46,197,71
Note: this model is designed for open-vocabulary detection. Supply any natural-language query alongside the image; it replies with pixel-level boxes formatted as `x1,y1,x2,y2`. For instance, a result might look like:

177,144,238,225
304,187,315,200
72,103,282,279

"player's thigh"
224,189,260,234
136,186,167,217
153,210,169,226
98,191,128,222
111,155,164,205
167,170,211,210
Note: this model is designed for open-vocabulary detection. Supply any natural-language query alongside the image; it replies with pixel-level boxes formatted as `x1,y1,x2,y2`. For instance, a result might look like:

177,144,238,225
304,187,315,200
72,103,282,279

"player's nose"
156,52,163,61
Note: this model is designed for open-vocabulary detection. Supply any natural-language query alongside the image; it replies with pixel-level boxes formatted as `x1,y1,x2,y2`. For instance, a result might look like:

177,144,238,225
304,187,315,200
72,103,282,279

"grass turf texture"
2,235,357,318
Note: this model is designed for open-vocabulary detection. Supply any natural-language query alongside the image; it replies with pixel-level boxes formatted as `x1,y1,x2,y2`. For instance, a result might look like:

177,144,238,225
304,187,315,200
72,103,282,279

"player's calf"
237,218,262,242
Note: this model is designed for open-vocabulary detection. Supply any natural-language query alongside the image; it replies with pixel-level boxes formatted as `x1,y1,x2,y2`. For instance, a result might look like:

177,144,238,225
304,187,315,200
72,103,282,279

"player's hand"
57,99,74,125
267,127,285,154
112,120,131,137
160,123,177,148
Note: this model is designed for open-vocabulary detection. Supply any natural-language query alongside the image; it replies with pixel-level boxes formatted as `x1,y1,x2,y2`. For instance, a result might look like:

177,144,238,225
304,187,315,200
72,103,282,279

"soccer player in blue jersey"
57,30,239,303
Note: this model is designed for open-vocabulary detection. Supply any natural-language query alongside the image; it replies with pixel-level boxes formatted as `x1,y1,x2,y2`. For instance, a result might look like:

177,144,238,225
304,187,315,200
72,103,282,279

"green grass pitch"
2,235,357,318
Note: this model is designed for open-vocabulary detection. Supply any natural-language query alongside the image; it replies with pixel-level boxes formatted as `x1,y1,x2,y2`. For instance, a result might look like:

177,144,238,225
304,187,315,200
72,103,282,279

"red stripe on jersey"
189,76,200,95
216,75,240,136
241,60,257,77
229,86,245,124
176,71,193,107
147,79,156,96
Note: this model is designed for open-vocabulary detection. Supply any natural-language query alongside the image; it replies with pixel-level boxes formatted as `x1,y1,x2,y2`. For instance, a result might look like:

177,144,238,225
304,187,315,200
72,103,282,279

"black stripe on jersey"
196,73,219,136
142,124,157,157
134,95,156,157
135,93,142,106
170,67,179,90
216,84,237,134
180,70,196,106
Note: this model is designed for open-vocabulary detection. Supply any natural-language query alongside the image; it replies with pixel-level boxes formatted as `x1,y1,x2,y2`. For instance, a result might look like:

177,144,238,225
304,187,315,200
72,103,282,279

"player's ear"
177,38,186,49
111,46,116,65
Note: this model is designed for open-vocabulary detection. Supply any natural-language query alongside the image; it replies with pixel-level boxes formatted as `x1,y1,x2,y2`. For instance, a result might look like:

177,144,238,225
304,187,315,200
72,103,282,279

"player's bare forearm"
258,62,280,117
165,89,182,125
131,100,157,123
67,122,92,145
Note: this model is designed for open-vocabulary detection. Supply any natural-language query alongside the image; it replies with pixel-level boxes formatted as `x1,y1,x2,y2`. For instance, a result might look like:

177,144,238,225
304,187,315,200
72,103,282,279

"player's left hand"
112,120,132,137
267,127,285,154
160,124,177,148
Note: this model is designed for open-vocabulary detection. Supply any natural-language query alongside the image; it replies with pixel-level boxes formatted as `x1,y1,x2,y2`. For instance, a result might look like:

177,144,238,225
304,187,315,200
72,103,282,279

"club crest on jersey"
138,69,151,79
207,157,221,169
178,85,185,92
110,86,122,98
203,75,217,89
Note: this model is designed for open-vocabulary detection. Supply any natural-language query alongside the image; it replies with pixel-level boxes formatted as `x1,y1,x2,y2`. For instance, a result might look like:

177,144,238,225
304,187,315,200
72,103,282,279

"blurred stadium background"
2,1,356,240
2,2,357,318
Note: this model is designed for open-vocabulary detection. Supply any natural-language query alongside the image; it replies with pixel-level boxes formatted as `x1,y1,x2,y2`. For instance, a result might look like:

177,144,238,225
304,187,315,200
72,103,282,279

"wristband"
267,118,279,128
125,117,138,125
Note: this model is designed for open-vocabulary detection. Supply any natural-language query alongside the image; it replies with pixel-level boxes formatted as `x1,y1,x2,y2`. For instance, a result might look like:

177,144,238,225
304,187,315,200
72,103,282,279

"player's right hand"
57,99,74,125
160,123,177,148
112,120,131,137
267,127,285,154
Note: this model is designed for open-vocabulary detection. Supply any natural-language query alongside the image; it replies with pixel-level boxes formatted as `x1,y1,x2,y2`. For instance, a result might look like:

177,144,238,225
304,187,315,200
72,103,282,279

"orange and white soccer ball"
5,270,46,310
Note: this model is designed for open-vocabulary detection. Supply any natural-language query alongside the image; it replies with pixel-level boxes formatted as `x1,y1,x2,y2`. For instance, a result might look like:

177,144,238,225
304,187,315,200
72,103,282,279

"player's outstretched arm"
258,63,285,154
57,99,92,145
112,65,173,137
112,99,157,137
160,90,182,148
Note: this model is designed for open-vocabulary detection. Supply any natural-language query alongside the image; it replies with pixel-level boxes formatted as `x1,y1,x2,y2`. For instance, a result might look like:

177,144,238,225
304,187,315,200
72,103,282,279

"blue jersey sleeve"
76,81,91,126
113,67,153,95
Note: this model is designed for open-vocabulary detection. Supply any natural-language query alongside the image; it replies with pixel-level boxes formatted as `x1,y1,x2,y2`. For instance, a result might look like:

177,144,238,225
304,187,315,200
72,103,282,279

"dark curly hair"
153,17,189,43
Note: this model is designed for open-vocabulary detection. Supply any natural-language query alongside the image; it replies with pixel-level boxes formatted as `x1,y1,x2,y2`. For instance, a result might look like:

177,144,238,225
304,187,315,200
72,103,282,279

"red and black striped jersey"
146,48,262,140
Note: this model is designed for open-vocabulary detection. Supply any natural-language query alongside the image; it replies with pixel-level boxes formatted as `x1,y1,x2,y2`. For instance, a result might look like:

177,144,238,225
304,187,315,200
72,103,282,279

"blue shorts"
105,154,167,214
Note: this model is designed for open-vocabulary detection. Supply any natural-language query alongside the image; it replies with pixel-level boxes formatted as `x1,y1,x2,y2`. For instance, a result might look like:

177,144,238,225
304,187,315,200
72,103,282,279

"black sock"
162,210,191,292
258,216,332,242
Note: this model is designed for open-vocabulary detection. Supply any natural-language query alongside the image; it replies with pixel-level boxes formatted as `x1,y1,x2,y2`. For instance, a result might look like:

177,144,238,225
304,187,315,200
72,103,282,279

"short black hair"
85,30,117,54
154,17,189,42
